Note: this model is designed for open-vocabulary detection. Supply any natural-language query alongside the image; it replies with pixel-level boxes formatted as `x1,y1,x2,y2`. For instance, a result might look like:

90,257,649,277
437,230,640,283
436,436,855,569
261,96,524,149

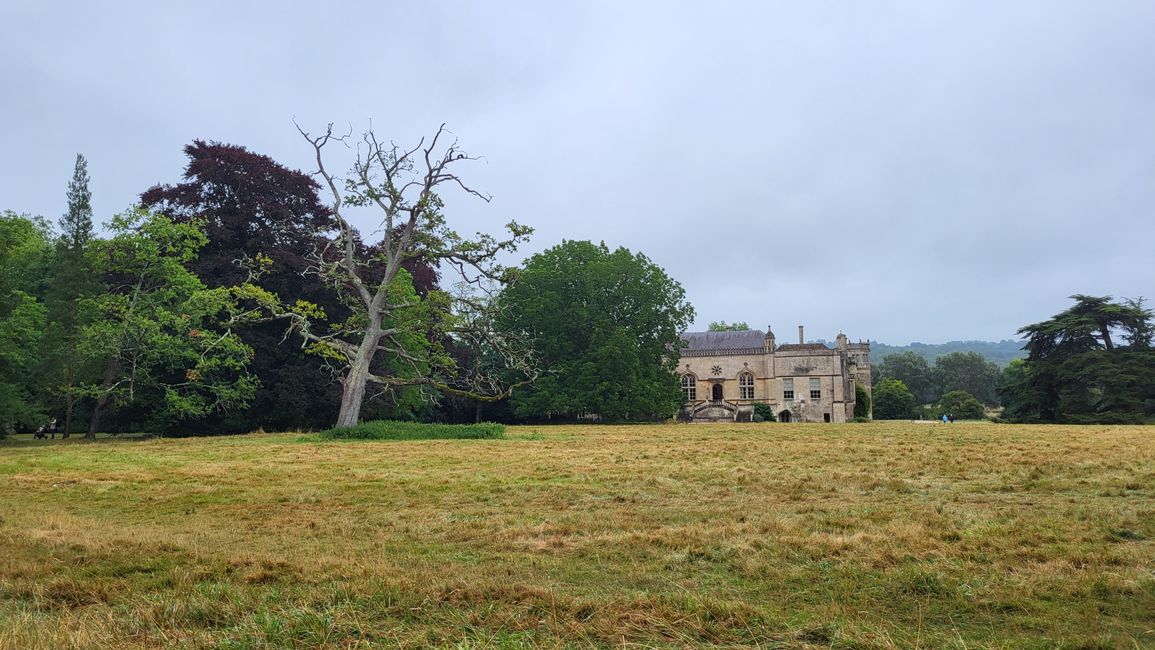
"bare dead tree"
287,122,535,427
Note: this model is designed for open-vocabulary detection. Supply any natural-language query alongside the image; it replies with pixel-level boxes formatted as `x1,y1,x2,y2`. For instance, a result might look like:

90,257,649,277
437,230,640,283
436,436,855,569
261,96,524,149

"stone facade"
678,326,871,423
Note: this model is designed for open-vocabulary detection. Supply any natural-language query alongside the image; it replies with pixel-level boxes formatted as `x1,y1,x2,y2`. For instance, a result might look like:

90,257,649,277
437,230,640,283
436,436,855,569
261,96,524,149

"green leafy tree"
934,390,985,420
498,240,695,421
0,212,53,434
78,209,256,436
1005,295,1154,423
349,269,442,422
872,378,917,420
853,381,871,419
932,351,1001,405
708,320,750,332
873,352,936,404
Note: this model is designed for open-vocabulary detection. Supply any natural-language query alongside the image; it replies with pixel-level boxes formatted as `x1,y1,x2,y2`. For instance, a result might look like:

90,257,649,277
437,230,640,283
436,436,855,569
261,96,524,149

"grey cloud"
2,0,1152,343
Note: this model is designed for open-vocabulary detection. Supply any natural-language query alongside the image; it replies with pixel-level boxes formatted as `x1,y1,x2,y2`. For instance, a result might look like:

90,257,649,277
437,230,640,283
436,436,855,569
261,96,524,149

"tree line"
0,126,695,436
867,339,1025,367
3,127,1149,435
871,295,1153,423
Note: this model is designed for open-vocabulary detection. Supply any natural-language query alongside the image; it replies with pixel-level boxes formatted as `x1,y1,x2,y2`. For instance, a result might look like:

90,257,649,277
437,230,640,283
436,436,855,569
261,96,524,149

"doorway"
778,410,792,423
711,383,723,401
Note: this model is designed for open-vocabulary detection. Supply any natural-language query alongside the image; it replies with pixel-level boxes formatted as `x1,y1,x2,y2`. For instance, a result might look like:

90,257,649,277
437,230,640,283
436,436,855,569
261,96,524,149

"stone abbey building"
678,326,871,423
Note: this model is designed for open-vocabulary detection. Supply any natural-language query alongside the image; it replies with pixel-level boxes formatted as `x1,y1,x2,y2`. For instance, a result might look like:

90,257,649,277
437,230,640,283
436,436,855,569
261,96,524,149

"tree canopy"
873,352,935,404
1002,295,1154,423
874,350,1000,406
77,209,257,436
934,390,986,420
872,378,917,420
932,352,1000,406
0,212,52,433
708,321,750,332
497,240,694,421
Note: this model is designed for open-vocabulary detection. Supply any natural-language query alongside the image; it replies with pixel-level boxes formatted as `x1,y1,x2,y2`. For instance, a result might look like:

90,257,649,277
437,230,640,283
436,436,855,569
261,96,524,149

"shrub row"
316,420,505,441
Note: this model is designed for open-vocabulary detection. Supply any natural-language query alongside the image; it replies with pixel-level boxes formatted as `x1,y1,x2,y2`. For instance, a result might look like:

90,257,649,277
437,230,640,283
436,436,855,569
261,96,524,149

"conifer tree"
61,154,94,251
44,154,100,436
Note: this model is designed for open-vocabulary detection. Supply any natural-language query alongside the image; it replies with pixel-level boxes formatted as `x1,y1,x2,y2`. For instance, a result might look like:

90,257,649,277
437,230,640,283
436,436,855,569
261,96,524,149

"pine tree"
44,154,100,437
61,154,94,251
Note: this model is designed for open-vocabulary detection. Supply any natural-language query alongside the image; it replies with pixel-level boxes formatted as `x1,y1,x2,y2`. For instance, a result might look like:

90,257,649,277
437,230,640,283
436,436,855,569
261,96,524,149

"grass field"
1,422,1152,649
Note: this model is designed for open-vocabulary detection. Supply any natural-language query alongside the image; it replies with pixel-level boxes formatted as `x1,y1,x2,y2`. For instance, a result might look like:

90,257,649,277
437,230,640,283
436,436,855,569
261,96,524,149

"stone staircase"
687,400,754,423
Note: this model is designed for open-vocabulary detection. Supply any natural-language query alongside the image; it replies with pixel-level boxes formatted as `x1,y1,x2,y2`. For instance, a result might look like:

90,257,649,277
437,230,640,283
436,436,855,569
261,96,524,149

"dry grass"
1,421,1153,648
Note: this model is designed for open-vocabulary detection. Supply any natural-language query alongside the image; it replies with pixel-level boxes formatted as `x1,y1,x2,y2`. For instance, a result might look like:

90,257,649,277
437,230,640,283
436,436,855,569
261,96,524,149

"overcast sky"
3,1,1153,344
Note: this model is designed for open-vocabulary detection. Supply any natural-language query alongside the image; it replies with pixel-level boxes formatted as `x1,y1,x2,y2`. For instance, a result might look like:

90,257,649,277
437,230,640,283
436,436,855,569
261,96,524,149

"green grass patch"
314,420,505,441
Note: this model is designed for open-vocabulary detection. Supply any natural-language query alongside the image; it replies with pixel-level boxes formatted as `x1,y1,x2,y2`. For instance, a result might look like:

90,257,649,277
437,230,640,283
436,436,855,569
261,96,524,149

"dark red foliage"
141,140,335,302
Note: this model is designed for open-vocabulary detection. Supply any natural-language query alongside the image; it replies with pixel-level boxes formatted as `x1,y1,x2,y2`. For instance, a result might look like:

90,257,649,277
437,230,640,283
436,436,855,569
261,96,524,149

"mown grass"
0,421,1152,648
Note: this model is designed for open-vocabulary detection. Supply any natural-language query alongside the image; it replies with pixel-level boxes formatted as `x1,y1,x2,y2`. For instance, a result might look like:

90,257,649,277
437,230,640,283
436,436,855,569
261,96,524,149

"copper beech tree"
276,123,536,428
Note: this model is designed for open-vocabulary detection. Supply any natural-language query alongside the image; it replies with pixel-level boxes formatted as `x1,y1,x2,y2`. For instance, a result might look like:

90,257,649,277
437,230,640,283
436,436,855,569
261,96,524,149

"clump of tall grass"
315,420,505,441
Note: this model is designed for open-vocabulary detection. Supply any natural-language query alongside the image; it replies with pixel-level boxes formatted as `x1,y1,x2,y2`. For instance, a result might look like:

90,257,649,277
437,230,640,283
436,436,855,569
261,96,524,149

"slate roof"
775,343,834,352
679,330,838,356
679,330,767,356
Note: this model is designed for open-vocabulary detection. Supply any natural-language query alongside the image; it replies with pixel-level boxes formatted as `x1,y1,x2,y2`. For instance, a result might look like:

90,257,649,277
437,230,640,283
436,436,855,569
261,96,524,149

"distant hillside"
868,340,1026,367
808,339,1025,366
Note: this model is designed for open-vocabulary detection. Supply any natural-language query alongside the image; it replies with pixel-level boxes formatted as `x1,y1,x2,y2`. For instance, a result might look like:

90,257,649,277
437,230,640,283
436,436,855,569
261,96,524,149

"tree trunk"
334,323,383,428
86,359,120,439
63,363,74,438
474,401,482,423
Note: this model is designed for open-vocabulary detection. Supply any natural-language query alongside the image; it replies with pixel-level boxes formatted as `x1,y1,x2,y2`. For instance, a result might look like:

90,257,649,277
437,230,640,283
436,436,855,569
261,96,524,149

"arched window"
739,372,755,400
681,374,697,401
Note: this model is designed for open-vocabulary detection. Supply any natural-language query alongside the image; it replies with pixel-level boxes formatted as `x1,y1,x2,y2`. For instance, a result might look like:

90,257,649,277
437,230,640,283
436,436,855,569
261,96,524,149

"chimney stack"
798,325,804,344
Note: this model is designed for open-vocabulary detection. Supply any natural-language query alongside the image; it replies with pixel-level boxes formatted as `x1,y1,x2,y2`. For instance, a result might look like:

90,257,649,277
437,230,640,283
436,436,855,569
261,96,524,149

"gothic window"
810,377,821,399
739,372,755,399
783,377,794,401
681,374,697,401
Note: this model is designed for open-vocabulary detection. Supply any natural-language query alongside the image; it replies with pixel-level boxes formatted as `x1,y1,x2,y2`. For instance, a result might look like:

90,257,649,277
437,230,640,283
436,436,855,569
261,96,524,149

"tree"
996,359,1035,421
285,122,535,428
873,352,935,404
44,154,101,436
872,378,917,420
61,154,94,252
0,212,52,434
932,352,1000,406
497,240,695,421
1005,295,1154,423
934,390,985,420
853,381,871,419
708,320,750,332
141,140,345,432
78,209,256,436
752,402,776,422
